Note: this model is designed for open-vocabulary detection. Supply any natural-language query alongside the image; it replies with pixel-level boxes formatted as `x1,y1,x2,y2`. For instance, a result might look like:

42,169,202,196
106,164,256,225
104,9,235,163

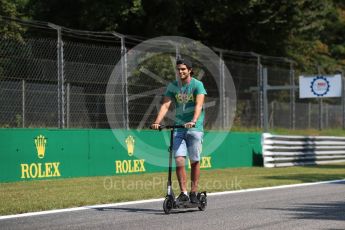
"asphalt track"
1,181,344,230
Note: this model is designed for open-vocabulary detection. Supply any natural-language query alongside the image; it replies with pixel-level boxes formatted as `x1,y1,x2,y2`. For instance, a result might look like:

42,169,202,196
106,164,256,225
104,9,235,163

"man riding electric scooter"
151,58,207,209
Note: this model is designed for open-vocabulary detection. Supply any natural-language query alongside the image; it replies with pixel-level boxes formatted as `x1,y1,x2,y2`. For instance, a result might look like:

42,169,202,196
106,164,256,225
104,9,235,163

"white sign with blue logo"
299,74,342,98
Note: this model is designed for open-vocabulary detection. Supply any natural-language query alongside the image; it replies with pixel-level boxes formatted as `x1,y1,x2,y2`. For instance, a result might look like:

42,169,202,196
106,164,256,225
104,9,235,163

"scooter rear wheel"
198,195,207,211
163,197,173,214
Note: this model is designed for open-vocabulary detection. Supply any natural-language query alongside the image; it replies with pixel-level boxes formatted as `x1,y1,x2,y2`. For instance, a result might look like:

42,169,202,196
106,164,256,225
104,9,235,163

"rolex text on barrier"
20,135,61,179
115,135,146,174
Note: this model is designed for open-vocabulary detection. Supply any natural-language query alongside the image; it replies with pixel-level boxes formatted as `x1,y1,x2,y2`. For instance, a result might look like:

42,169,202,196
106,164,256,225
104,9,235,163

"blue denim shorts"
173,130,203,162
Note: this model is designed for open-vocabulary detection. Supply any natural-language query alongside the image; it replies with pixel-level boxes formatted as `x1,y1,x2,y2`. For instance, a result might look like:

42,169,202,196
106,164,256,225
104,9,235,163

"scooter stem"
167,128,174,194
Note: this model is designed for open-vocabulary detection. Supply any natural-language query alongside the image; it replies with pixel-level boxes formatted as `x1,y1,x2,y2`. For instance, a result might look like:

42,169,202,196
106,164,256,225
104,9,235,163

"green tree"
25,0,131,31
284,0,337,73
0,0,25,41
320,0,345,72
18,0,345,73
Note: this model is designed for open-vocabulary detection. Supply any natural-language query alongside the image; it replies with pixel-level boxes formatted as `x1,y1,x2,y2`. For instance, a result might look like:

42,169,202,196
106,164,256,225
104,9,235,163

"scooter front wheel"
163,197,174,214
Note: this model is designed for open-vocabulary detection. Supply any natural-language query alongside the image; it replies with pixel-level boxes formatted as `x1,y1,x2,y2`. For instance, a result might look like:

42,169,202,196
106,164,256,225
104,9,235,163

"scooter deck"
175,200,200,209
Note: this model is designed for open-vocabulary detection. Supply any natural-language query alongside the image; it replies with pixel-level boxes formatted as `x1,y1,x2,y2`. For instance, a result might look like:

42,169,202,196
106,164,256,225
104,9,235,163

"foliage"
24,1,345,73
25,0,135,31
0,0,26,41
3,0,345,76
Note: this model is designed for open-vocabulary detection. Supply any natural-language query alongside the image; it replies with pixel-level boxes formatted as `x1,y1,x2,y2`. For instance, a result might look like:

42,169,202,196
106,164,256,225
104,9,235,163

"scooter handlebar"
150,124,195,131
159,125,186,130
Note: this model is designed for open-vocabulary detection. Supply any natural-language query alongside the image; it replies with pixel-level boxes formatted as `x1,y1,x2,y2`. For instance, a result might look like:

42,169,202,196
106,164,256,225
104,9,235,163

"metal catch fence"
1,17,344,131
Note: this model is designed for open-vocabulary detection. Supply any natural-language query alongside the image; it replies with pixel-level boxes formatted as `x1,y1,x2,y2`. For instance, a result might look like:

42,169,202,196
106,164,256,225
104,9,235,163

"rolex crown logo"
35,135,47,159
125,135,135,156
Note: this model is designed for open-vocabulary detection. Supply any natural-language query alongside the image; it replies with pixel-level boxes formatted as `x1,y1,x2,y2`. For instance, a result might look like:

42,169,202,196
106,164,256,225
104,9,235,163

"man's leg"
190,160,200,193
186,130,203,203
175,156,187,193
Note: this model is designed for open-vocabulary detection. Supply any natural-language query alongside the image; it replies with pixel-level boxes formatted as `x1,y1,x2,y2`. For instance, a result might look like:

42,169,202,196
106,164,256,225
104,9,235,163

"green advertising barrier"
0,129,262,182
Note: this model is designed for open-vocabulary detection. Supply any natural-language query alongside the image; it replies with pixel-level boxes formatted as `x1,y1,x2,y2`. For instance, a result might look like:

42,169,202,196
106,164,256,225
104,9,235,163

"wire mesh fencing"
1,17,344,131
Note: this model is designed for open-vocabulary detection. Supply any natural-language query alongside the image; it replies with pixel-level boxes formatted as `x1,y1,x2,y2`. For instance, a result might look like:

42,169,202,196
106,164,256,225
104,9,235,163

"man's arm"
185,94,205,128
151,96,172,129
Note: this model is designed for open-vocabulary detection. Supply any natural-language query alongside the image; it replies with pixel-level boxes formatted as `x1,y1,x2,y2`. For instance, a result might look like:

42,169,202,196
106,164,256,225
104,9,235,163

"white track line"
1,179,344,220
207,179,345,196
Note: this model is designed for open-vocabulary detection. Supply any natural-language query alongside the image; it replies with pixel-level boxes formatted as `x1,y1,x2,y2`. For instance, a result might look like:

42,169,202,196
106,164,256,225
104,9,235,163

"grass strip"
232,126,345,136
0,163,344,215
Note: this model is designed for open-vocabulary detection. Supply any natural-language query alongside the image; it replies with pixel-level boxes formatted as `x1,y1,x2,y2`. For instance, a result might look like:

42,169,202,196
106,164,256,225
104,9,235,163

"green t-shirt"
164,77,207,131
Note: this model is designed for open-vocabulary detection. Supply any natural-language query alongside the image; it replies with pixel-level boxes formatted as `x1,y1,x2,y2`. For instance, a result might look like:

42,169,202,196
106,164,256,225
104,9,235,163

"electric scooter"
157,125,207,214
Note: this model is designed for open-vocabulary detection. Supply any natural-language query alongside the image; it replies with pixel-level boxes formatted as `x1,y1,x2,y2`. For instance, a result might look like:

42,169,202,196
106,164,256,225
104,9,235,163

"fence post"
289,61,295,129
270,100,275,128
219,51,226,128
308,102,311,129
255,54,263,129
319,98,323,130
22,79,25,128
66,83,70,128
342,75,345,129
325,103,329,128
58,27,65,129
317,66,323,130
263,67,268,132
175,45,180,61
123,37,129,129
49,23,65,129
113,32,129,129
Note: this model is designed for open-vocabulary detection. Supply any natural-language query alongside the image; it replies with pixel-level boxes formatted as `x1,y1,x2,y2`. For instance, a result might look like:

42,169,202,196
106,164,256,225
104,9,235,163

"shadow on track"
264,201,345,222
92,207,200,215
